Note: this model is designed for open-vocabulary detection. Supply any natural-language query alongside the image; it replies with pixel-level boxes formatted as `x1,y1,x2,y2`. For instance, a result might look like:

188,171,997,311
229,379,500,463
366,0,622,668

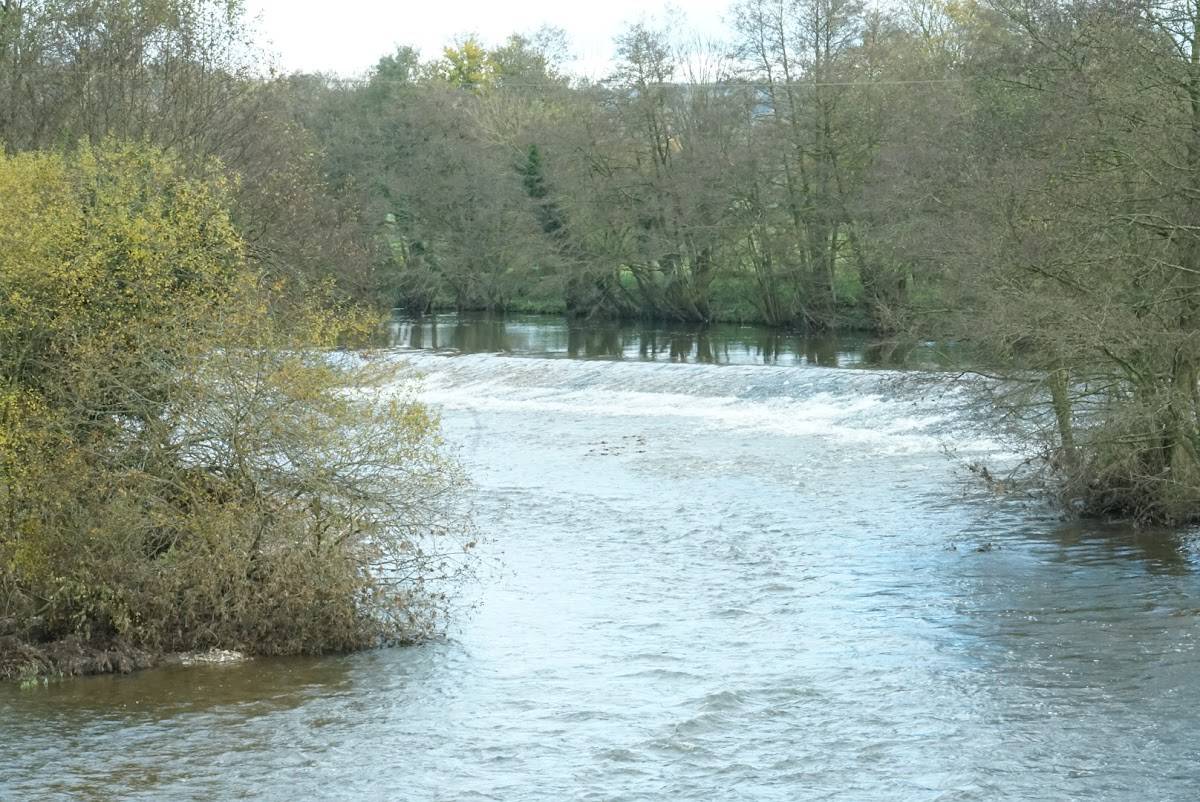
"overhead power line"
332,77,968,90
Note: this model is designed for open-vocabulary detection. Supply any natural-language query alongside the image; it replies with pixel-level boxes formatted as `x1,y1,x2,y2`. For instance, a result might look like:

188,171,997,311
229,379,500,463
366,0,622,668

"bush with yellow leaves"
0,142,472,677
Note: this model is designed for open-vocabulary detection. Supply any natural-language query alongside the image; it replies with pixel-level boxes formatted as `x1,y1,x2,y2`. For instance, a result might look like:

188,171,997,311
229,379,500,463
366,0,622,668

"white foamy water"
397,351,1004,456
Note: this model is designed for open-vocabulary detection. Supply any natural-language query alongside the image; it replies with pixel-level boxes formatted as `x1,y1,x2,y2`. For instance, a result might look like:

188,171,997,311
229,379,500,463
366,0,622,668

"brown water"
3,316,1199,801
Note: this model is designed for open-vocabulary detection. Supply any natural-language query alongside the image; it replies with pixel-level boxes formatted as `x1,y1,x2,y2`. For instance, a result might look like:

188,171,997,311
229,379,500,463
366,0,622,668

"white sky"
243,0,732,80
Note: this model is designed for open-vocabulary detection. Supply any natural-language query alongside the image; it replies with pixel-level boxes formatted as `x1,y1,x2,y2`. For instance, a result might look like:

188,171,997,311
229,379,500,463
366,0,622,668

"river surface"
4,315,1200,801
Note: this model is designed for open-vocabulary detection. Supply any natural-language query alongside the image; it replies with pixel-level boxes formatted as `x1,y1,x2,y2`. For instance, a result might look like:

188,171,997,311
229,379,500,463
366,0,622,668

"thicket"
0,0,473,679
0,143,473,679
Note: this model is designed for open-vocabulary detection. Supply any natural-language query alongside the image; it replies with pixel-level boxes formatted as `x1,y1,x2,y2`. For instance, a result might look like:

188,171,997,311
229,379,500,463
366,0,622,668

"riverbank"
0,635,160,682
0,634,249,683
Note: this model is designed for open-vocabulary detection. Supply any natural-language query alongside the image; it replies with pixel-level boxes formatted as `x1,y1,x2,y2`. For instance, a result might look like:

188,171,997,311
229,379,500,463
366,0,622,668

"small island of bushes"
0,143,474,681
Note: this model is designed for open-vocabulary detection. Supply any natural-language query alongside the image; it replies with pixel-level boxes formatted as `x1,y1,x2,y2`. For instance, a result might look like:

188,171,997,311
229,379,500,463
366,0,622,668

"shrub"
0,142,473,669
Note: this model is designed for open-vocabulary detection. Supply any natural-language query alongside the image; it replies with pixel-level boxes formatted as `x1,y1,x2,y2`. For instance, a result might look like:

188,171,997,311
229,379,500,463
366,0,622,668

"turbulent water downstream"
4,316,1200,801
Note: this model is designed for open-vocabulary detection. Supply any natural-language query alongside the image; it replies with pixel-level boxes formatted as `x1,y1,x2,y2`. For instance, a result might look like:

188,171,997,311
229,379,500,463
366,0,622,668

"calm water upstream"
4,315,1200,801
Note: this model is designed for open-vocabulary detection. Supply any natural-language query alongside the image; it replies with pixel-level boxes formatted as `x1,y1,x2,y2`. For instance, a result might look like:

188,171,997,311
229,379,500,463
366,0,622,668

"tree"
0,0,377,303
438,36,494,90
909,0,1200,522
731,0,875,327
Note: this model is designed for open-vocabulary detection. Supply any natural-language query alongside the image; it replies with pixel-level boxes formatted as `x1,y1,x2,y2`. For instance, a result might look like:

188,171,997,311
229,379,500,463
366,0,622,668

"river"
3,314,1199,801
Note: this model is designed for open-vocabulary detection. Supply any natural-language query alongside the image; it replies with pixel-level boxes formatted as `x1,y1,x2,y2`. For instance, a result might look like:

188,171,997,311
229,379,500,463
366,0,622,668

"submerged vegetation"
2,0,1200,679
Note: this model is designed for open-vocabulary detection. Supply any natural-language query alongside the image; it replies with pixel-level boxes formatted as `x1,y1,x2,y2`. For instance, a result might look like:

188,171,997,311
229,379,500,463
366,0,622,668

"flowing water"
4,315,1200,801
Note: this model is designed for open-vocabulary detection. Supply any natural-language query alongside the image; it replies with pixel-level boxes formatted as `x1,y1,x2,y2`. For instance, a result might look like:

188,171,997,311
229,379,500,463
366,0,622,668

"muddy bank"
0,635,160,682
0,636,248,682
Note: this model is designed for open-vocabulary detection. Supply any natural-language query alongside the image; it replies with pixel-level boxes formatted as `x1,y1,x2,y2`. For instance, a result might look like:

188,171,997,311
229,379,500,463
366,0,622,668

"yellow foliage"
0,142,245,405
438,36,496,91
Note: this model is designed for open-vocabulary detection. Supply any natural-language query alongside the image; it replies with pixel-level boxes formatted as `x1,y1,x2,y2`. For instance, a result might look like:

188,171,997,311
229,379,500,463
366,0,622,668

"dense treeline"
280,0,1200,523
274,0,1200,342
284,5,951,330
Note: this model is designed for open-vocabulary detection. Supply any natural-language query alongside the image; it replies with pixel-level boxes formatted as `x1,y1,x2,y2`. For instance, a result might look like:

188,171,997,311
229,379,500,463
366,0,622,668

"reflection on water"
3,322,1198,801
390,313,878,367
10,656,352,717
1034,521,1200,575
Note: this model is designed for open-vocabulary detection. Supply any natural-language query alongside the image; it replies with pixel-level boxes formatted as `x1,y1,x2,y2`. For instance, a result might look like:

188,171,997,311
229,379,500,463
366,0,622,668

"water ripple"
3,352,1199,801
